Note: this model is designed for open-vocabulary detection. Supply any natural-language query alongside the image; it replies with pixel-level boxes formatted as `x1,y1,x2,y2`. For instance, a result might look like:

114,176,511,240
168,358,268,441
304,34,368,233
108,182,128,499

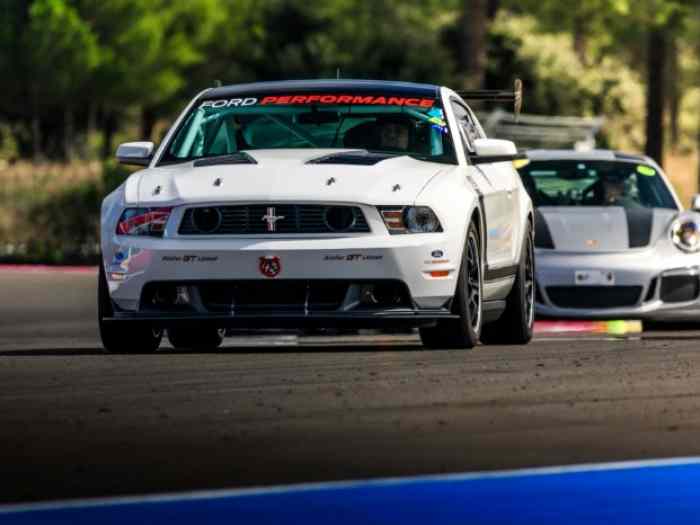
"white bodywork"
100,84,533,325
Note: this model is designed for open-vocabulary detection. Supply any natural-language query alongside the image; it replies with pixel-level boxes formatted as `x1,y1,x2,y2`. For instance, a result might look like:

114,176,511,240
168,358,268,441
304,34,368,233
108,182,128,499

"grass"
0,161,104,264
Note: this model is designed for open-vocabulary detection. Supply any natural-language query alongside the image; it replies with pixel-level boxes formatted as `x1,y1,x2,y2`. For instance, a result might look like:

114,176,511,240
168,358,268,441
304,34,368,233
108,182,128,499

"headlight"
379,206,443,234
671,213,700,252
116,207,172,237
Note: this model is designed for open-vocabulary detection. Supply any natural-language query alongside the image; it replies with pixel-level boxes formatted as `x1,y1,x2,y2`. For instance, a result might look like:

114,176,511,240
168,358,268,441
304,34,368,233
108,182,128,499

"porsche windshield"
160,92,455,164
518,160,678,210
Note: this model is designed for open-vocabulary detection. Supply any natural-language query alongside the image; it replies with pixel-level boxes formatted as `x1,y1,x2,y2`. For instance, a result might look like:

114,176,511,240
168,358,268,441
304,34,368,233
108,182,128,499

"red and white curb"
0,264,97,275
534,320,642,335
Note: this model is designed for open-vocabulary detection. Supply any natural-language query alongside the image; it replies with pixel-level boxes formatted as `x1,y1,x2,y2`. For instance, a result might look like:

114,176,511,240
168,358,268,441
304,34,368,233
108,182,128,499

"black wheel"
420,221,482,349
98,263,162,354
480,225,535,345
167,325,225,351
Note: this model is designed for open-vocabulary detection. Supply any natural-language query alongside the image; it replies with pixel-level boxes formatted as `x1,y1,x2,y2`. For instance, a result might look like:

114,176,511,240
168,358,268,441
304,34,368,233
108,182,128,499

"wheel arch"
470,205,485,265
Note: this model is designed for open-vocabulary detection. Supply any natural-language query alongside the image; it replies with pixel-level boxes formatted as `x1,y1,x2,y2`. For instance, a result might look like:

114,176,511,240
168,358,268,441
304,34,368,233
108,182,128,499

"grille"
199,280,350,312
546,286,642,309
660,275,699,303
643,277,658,302
140,280,412,314
179,204,370,235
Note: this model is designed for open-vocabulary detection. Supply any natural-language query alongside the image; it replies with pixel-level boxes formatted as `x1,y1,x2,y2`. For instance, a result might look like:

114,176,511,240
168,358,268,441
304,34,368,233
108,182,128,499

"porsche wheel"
98,263,162,354
167,326,225,352
420,221,482,349
480,225,535,345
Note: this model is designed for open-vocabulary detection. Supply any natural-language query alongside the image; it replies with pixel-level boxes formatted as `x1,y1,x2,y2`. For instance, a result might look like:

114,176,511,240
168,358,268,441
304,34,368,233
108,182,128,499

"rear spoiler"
457,79,523,121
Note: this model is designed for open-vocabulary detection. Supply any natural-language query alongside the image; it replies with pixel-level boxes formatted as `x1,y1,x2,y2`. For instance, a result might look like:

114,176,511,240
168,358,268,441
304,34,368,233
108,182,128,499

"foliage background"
0,0,698,263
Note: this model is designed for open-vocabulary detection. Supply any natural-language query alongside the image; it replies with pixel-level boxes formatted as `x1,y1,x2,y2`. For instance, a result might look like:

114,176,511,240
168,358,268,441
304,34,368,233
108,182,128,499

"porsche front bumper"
535,248,700,321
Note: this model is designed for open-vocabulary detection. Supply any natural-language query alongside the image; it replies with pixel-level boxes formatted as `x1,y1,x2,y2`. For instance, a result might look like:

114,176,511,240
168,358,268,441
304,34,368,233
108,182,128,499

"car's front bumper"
535,248,700,321
103,233,461,325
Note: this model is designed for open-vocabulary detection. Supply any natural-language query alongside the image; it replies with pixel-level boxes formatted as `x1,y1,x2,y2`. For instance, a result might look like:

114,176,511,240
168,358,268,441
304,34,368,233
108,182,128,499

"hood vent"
193,152,257,167
307,151,395,166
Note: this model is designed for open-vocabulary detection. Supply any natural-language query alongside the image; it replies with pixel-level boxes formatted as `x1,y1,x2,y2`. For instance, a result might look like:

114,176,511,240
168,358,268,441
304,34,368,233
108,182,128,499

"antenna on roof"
336,68,341,79
213,79,222,87
458,78,523,122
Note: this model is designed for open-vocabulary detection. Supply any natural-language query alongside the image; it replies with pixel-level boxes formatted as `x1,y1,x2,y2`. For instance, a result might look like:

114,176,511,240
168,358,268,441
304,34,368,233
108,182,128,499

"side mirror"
691,194,700,212
470,138,523,165
116,141,154,166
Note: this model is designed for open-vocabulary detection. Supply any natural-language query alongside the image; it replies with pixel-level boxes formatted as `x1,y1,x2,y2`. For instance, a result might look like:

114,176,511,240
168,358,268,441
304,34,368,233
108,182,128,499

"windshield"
518,160,678,210
159,92,455,165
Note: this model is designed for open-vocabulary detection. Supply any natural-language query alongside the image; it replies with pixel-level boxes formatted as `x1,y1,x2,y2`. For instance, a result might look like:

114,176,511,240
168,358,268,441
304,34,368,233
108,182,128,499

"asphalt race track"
2,269,700,504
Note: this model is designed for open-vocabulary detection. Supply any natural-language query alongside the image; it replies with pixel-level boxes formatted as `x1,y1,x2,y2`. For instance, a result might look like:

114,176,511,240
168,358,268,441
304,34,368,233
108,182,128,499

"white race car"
99,79,534,352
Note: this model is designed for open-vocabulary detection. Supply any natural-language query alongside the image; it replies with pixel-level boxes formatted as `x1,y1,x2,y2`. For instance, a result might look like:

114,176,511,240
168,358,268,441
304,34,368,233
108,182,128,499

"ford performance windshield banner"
200,94,436,109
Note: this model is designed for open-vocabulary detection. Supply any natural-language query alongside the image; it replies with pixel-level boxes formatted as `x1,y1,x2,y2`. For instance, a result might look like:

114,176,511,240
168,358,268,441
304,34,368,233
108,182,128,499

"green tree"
26,0,99,159
0,0,98,158
75,0,225,153
501,0,694,165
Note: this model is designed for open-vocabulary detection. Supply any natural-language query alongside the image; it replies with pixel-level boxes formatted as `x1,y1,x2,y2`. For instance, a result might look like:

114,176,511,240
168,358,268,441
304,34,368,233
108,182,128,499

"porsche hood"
535,206,677,252
127,150,448,206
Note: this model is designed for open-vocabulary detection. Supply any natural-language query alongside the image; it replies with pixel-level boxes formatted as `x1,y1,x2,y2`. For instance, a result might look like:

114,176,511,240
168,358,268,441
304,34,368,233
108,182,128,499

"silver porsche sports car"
518,149,700,322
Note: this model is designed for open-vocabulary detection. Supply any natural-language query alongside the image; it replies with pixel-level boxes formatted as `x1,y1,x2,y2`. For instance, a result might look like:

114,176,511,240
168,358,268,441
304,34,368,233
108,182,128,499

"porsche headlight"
379,206,443,234
671,214,700,252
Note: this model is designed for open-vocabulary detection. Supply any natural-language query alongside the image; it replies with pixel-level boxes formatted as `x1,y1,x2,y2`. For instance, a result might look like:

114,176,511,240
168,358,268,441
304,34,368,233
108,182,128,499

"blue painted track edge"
3,455,700,515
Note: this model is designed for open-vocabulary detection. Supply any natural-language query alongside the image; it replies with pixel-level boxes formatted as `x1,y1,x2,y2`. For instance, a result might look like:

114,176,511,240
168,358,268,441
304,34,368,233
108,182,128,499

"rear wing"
457,79,523,121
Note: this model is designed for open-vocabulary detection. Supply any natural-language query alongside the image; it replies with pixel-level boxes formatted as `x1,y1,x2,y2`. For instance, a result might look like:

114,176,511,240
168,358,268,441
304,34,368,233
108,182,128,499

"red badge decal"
259,256,282,278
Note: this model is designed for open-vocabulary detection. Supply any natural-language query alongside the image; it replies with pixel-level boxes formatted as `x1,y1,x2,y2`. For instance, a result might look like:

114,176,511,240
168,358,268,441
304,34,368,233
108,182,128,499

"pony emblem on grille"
261,207,285,232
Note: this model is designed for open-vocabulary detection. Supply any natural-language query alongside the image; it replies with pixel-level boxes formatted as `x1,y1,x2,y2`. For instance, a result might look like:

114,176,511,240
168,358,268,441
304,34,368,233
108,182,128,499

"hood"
129,149,445,206
536,206,678,252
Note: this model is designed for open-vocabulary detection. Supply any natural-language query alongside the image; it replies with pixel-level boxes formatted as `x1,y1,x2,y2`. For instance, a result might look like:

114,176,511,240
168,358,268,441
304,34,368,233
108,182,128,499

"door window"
451,101,480,154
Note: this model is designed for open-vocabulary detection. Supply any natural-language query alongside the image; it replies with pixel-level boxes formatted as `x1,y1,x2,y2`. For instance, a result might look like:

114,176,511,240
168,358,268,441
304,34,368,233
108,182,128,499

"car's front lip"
535,247,700,320
535,299,700,320
102,308,458,329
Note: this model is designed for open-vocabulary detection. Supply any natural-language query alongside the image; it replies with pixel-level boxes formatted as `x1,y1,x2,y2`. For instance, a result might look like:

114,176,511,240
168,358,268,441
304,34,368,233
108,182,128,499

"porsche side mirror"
691,194,700,212
470,138,524,165
116,141,154,166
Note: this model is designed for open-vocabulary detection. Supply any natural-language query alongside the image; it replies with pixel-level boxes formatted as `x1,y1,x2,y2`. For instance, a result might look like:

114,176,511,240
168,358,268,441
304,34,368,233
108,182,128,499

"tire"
167,325,225,351
480,225,535,345
419,221,482,349
98,263,162,354
642,320,697,332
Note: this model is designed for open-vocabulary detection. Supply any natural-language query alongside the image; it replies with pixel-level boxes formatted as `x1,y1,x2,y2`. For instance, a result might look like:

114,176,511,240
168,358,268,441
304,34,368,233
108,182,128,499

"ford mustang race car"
518,149,700,323
99,79,534,353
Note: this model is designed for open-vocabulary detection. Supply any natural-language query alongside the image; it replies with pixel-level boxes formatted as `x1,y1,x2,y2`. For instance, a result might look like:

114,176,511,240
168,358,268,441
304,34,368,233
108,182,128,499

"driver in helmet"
376,117,411,152
589,172,640,207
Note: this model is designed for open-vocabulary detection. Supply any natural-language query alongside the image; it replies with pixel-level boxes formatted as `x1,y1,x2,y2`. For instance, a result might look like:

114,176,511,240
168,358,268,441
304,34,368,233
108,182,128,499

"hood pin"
153,185,161,196
326,177,336,186
214,178,222,187
392,184,401,192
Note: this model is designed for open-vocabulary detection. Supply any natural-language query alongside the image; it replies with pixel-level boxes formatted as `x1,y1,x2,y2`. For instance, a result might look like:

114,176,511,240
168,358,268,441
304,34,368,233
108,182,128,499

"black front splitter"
102,309,457,329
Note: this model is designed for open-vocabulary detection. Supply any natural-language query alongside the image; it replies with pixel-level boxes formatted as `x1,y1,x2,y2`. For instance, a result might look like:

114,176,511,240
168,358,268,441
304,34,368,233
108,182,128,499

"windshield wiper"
192,152,257,167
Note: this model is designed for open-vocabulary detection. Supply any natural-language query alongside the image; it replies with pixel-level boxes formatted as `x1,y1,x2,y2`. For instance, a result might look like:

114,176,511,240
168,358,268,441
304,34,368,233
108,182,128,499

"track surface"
2,270,700,504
